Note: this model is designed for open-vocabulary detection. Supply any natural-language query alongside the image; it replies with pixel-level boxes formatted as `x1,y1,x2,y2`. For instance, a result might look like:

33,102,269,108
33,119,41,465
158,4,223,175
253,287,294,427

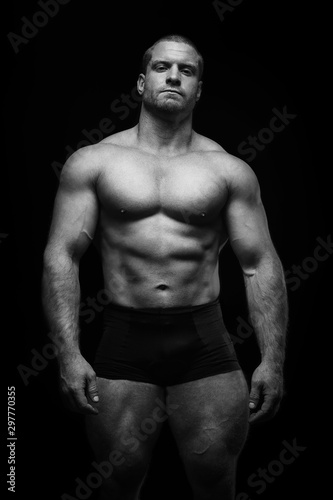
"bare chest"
96,152,228,224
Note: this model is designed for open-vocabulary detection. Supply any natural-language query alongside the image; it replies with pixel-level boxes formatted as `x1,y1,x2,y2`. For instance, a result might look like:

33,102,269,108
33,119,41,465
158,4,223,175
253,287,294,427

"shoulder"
60,143,107,187
61,128,135,184
191,132,259,193
192,132,226,153
192,132,256,178
204,148,261,200
99,126,137,147
60,127,141,188
223,154,259,189
65,126,137,165
222,154,261,202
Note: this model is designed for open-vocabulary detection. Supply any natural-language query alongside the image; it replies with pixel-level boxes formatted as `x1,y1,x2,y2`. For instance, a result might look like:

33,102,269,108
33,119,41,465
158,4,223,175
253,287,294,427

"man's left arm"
223,158,288,424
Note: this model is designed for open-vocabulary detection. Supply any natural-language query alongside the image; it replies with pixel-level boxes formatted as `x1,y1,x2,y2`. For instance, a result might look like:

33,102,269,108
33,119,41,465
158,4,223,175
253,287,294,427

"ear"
196,81,203,102
137,73,145,95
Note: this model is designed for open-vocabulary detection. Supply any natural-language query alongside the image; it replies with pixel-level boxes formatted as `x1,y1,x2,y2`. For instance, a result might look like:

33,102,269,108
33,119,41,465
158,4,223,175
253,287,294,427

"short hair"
141,34,204,80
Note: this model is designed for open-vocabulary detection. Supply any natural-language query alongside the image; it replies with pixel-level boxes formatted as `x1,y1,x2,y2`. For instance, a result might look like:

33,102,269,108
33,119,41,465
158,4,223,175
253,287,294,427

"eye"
156,65,167,71
181,68,193,76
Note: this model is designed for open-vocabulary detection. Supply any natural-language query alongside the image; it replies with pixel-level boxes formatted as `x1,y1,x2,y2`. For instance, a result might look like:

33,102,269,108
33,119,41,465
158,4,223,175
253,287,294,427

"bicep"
224,164,275,273
46,153,99,261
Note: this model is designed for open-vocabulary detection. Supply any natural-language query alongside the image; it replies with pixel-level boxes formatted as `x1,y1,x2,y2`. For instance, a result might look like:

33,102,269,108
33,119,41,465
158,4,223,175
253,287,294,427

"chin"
143,94,194,118
159,102,184,113
148,104,182,117
157,97,188,113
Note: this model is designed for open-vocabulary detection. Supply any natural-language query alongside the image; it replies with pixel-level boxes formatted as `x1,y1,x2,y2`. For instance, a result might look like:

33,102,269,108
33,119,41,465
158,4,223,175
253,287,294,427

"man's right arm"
42,148,100,414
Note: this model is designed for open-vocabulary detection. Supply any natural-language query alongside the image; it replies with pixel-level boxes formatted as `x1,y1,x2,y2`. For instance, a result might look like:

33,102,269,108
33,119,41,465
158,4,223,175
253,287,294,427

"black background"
3,0,331,499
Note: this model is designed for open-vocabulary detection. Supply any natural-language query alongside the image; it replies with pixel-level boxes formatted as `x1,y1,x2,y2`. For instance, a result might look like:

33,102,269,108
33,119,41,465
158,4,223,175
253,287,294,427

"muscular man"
42,34,288,500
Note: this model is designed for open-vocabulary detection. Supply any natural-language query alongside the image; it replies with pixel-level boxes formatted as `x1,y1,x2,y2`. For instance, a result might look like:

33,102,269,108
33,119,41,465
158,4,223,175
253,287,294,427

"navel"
156,284,169,291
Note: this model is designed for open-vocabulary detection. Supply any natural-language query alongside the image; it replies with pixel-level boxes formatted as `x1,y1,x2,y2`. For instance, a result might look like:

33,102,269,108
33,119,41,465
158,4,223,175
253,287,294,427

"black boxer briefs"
93,296,240,386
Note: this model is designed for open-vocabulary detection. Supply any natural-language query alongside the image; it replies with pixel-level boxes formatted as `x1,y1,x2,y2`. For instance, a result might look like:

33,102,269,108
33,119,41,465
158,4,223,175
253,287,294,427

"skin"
42,41,288,499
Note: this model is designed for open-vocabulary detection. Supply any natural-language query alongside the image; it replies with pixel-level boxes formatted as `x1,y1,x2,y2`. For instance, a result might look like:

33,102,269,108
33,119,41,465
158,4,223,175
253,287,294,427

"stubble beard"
143,89,196,118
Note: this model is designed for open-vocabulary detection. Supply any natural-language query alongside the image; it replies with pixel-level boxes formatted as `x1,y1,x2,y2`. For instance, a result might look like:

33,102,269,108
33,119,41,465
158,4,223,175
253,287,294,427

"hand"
248,361,284,424
58,352,99,415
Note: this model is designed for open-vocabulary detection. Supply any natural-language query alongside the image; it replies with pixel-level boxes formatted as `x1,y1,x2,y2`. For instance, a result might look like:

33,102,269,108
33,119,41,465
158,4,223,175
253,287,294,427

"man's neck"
136,105,195,156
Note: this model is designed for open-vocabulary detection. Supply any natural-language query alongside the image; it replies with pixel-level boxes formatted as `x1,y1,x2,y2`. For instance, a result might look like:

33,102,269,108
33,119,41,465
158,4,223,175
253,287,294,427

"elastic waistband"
105,296,220,316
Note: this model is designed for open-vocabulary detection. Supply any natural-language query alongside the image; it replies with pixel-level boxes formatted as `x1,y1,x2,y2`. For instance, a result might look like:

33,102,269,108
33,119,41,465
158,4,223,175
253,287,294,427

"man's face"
138,41,202,118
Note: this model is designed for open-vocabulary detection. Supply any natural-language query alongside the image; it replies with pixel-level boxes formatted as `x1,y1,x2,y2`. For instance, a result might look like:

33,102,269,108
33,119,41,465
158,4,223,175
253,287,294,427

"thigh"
167,371,249,472
85,378,165,466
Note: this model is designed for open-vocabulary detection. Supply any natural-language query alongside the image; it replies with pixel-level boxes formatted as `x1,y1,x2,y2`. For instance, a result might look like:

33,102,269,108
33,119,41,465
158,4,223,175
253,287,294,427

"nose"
166,66,181,86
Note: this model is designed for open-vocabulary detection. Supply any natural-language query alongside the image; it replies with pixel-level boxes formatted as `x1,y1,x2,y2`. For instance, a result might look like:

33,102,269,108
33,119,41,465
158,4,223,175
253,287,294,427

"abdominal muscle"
99,213,225,308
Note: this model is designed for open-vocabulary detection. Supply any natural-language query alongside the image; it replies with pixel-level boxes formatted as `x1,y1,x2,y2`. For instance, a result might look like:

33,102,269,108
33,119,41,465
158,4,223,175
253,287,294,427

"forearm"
42,249,81,358
244,254,288,371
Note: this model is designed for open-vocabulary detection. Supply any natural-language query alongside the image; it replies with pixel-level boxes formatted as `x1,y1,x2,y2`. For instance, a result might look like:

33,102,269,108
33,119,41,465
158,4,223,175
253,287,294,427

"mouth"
161,89,182,95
